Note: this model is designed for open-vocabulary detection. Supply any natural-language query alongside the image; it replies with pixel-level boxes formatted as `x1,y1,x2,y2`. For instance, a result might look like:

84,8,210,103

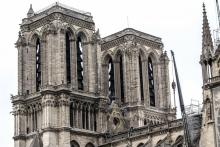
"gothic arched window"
108,58,115,96
148,57,155,106
119,54,124,103
139,55,144,101
66,32,71,83
36,38,41,92
77,36,83,90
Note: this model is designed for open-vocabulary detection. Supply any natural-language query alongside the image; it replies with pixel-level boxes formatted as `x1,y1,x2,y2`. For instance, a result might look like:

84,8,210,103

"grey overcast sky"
0,0,217,146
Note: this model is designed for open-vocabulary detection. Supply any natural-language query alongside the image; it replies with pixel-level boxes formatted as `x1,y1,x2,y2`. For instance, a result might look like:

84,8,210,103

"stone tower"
12,3,176,147
199,3,220,147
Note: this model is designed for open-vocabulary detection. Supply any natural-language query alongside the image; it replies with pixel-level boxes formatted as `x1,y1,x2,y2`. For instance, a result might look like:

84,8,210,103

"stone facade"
11,2,220,147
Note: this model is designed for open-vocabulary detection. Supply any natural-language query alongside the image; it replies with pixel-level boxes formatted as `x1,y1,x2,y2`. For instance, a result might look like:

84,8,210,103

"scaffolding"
214,29,220,49
185,99,202,115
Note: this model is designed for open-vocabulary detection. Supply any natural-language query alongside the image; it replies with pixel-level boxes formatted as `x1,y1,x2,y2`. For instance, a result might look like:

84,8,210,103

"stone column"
90,108,94,131
114,61,121,99
131,49,141,103
70,39,77,89
41,39,47,86
17,45,24,95
78,104,82,129
41,93,59,147
75,104,79,128
96,99,108,132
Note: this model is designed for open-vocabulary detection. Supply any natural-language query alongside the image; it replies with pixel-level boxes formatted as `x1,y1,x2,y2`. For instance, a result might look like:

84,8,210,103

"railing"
208,76,220,83
103,119,184,143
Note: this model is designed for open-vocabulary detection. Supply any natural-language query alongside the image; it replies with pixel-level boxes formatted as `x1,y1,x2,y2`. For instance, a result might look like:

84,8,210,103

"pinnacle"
27,4,34,18
202,3,214,59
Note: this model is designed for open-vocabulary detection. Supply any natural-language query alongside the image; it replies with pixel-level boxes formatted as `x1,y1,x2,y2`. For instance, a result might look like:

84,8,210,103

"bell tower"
12,3,101,147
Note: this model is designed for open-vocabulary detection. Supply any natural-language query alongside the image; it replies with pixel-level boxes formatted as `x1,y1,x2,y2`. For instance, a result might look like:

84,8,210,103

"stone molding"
101,28,163,51
21,12,95,33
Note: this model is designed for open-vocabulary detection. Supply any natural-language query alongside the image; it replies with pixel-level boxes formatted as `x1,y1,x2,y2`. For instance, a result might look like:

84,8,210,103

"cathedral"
11,2,220,147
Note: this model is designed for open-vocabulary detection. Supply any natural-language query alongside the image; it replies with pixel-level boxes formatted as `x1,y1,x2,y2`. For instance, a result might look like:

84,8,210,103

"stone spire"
27,4,34,18
201,3,214,59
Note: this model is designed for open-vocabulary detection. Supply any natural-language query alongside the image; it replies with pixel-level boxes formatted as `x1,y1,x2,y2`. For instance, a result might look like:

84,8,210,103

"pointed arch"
85,142,95,147
137,143,144,147
103,54,115,97
71,140,80,147
65,27,76,84
76,28,89,42
28,31,41,44
147,52,159,107
76,31,86,90
29,33,42,92
173,135,183,147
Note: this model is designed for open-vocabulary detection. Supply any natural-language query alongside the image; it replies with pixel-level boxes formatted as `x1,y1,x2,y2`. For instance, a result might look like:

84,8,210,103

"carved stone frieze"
21,12,95,33
101,28,163,51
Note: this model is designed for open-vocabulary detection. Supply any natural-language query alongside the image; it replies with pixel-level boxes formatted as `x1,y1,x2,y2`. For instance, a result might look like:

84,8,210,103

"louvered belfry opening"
119,55,124,103
77,36,83,90
36,38,41,92
108,58,115,97
66,32,71,83
148,57,155,106
139,55,144,101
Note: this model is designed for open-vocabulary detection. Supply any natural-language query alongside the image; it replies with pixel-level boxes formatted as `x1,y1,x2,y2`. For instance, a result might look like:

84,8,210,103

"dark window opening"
82,106,85,129
148,57,155,106
77,36,83,90
66,33,71,83
139,55,144,101
144,119,147,125
70,103,73,127
35,111,37,130
137,143,144,147
32,112,34,131
94,111,97,131
86,108,89,129
36,38,41,92
26,127,29,134
108,58,115,96
119,55,124,103
85,143,95,147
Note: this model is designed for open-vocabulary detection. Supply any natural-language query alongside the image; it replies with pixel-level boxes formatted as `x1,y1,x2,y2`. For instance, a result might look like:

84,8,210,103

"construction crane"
216,0,220,28
171,50,192,147
213,0,220,47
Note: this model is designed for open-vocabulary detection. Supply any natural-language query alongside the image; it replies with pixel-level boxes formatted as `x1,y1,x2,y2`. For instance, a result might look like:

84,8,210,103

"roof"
22,2,93,26
102,28,162,43
101,28,163,51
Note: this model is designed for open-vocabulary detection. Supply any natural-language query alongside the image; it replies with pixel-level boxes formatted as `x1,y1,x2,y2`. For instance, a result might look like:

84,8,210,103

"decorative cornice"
21,12,95,33
101,28,163,51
